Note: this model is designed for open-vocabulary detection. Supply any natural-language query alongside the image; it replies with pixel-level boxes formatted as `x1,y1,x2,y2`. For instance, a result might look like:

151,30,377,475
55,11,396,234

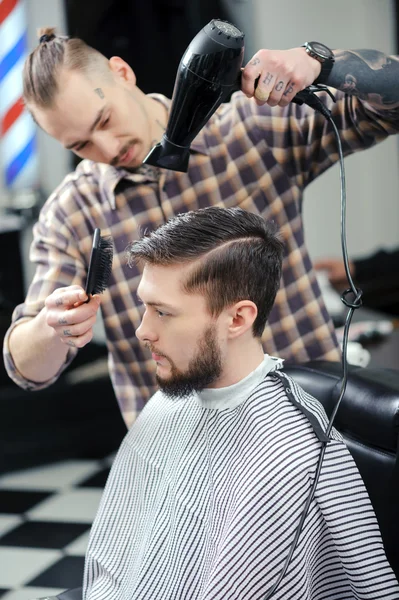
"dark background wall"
65,0,231,97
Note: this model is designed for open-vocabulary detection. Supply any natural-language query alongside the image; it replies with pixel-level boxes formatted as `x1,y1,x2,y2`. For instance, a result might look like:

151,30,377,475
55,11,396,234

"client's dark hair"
126,207,284,337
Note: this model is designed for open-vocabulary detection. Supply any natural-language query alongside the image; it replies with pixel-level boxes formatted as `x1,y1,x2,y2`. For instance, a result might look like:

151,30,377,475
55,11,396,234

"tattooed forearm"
326,49,399,109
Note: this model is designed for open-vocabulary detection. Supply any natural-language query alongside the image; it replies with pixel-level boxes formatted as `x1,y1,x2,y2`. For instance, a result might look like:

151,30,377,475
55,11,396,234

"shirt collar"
149,93,210,157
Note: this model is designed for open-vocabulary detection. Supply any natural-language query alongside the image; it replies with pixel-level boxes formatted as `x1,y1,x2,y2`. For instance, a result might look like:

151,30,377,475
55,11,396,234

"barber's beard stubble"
151,326,223,399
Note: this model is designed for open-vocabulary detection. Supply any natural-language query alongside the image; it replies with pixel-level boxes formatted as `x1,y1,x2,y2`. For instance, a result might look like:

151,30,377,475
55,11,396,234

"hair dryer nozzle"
143,136,190,172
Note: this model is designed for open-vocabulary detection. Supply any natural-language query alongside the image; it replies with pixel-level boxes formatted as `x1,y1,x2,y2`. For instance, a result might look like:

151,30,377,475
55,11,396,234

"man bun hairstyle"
23,27,110,108
127,207,285,338
38,27,56,44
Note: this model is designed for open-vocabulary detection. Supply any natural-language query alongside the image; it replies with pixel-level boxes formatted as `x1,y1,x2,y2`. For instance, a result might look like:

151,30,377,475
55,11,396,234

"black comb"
85,228,114,298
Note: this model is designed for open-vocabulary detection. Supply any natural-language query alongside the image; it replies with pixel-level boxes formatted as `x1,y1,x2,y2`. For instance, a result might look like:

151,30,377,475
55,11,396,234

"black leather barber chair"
285,360,399,579
37,361,399,599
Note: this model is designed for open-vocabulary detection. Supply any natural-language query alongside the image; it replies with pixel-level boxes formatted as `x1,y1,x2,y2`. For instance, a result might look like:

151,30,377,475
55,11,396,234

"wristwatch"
302,41,335,85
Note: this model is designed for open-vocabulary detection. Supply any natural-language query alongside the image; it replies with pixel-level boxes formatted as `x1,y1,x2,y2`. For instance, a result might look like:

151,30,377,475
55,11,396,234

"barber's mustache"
111,139,139,166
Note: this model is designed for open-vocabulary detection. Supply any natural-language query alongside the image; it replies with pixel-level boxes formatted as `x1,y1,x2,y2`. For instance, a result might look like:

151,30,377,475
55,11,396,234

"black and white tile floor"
0,455,114,599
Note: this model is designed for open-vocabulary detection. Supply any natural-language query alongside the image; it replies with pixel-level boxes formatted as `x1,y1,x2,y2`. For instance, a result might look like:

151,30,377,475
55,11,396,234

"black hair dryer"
143,19,245,172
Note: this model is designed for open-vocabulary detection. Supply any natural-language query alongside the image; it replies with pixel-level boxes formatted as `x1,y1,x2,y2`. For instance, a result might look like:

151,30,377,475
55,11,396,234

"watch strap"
314,60,334,85
302,42,335,85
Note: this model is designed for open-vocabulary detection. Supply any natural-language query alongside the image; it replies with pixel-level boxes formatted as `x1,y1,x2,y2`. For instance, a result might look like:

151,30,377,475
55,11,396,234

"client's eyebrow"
146,301,176,311
65,107,106,150
137,293,176,311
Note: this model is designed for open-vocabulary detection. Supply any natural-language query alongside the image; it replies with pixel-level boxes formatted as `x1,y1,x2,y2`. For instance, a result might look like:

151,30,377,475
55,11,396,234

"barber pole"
0,0,38,190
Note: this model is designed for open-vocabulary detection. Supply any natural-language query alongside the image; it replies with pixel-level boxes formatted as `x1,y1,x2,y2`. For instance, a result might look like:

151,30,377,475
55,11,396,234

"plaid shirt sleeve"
294,91,399,187
2,178,88,390
235,88,399,191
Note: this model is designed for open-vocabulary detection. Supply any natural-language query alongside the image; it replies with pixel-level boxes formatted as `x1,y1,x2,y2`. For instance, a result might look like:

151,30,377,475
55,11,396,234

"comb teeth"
92,236,114,294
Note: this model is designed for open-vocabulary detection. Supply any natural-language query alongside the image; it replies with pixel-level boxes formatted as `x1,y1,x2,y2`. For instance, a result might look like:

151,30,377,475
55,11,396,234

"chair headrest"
283,361,399,452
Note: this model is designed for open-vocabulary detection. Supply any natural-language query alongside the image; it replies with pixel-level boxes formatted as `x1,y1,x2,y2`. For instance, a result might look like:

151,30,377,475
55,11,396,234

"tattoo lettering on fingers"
55,297,63,307
66,340,76,347
63,329,72,337
283,82,295,96
58,317,68,325
250,57,261,66
275,81,284,92
94,88,105,99
262,72,274,85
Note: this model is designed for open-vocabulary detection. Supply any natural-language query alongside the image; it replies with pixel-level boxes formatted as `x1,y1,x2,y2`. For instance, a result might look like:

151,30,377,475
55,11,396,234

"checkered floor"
0,455,115,599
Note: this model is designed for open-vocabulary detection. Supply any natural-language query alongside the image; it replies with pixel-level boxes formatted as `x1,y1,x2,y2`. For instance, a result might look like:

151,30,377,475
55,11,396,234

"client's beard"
154,325,222,399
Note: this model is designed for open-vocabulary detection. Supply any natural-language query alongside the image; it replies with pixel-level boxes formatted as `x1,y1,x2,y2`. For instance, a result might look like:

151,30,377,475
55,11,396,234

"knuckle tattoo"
283,83,295,96
262,72,274,85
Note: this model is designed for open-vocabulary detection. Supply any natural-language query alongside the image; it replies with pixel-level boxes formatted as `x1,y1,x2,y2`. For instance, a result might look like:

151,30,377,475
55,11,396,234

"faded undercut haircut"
126,207,285,338
23,27,110,108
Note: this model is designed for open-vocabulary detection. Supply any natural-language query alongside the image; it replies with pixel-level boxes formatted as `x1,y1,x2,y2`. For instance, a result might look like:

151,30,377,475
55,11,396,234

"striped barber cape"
83,359,399,599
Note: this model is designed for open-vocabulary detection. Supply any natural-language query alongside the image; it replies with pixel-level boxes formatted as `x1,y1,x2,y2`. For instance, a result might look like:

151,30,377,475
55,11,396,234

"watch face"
310,42,332,59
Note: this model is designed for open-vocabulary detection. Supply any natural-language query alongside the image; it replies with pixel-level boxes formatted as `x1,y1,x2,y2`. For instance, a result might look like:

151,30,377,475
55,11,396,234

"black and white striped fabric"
83,362,399,599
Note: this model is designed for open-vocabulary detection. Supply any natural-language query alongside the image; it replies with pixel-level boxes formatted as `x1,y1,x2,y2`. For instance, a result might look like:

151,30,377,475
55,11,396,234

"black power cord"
262,86,363,600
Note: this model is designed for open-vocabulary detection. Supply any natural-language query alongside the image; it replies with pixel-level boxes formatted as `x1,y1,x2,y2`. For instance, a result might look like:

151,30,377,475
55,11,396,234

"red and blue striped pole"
0,0,38,190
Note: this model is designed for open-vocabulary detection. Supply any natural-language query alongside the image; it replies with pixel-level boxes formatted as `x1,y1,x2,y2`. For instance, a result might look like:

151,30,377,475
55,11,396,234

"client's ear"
226,300,258,339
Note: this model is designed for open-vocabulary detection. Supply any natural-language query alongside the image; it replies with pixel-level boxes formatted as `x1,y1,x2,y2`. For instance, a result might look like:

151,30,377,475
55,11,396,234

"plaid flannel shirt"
3,90,399,427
